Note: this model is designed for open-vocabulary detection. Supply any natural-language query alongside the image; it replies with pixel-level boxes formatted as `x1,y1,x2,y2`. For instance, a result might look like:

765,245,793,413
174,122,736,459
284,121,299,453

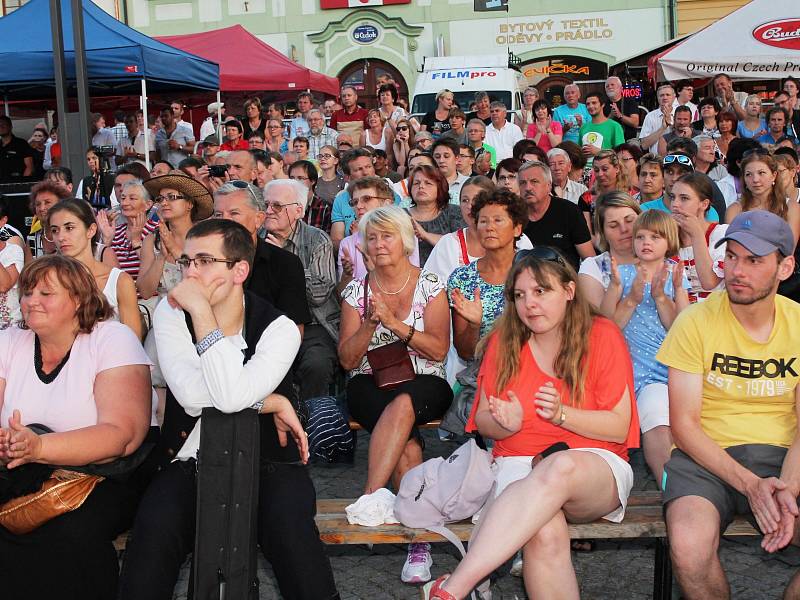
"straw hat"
144,172,213,221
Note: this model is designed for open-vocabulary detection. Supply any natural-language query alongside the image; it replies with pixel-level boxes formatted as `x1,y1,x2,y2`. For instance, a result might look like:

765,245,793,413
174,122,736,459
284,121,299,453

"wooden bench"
114,490,759,600
348,419,441,431
314,490,760,600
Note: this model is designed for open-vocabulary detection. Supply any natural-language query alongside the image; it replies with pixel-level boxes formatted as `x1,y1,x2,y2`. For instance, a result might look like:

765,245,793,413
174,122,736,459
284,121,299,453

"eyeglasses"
348,195,391,207
513,246,568,267
662,154,694,168
317,153,334,160
265,201,299,212
396,126,409,132
497,174,517,183
291,175,310,182
268,124,283,129
154,193,186,203
176,256,237,272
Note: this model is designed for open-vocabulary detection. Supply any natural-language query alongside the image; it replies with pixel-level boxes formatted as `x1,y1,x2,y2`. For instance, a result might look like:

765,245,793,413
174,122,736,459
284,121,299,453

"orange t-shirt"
466,317,639,460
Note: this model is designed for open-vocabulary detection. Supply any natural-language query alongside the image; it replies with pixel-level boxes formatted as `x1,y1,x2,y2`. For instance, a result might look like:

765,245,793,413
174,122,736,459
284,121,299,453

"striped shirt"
111,217,159,280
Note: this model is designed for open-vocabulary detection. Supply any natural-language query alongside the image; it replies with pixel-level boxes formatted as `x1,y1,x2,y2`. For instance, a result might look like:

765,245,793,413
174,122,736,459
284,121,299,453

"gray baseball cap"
715,210,794,257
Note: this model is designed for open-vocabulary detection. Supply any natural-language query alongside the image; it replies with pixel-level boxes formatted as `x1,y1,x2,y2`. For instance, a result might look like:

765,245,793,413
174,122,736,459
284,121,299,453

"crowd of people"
0,71,799,600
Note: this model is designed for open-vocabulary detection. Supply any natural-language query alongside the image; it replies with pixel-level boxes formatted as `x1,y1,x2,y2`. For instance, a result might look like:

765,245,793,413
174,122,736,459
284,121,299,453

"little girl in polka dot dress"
602,210,689,486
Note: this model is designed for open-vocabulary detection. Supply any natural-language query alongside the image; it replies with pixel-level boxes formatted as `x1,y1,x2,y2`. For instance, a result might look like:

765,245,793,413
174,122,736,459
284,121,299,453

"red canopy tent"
156,25,339,96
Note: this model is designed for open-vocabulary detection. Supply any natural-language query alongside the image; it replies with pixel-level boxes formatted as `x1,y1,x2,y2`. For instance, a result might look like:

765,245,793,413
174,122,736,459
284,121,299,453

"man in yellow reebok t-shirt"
657,210,800,600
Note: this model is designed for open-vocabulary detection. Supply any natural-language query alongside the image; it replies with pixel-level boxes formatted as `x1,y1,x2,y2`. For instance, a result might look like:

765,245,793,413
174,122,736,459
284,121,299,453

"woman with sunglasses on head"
137,174,214,301
726,151,800,244
422,250,638,600
49,199,143,341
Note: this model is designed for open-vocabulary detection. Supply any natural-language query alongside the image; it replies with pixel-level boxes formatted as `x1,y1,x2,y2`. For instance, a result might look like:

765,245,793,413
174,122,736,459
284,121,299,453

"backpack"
395,439,494,599
303,396,355,464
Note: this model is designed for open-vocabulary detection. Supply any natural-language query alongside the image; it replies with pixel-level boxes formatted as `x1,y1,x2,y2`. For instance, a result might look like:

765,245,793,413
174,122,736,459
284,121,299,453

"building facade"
122,0,676,104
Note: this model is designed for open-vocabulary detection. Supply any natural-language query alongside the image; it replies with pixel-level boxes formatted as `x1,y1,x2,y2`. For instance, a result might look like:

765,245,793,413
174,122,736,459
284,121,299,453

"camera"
208,164,228,178
92,145,116,157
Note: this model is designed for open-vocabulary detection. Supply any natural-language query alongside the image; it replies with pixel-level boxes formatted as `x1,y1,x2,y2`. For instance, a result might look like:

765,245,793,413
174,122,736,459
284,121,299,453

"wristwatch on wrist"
556,407,567,426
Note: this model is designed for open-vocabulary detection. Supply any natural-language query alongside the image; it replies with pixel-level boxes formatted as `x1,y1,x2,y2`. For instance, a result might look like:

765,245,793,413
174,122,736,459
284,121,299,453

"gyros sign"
753,19,800,50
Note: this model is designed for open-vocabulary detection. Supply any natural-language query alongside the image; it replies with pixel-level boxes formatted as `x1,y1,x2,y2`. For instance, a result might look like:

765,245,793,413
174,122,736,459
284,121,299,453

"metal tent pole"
50,0,72,163
141,79,151,170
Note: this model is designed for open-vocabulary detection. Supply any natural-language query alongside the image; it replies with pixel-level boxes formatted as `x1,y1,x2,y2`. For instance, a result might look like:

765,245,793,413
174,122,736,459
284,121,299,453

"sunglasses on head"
513,246,568,267
662,154,694,168
742,147,771,159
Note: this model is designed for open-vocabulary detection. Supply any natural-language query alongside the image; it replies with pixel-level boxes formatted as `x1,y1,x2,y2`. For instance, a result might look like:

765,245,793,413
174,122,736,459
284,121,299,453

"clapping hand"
628,267,646,304
368,290,396,329
127,212,146,244
158,221,179,259
650,261,669,301
95,209,116,245
488,391,523,434
355,242,375,273
1,410,43,469
534,382,562,424
451,287,482,326
341,246,354,279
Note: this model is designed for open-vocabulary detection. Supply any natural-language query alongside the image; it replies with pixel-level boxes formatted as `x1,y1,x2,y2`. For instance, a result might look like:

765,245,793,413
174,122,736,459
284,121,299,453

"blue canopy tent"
0,0,219,99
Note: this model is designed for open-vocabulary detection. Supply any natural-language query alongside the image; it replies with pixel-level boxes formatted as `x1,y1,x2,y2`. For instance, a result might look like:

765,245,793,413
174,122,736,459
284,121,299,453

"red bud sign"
753,19,800,50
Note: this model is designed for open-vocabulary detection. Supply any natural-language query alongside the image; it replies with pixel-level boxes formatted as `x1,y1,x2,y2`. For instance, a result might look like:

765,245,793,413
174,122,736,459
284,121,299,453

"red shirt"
329,107,369,131
466,317,639,460
220,138,249,152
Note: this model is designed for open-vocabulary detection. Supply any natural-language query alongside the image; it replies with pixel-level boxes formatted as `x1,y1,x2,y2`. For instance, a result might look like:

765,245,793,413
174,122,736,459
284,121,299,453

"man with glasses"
119,217,339,600
485,101,524,161
263,179,340,402
456,144,476,178
466,118,497,169
213,181,311,331
247,131,266,151
306,108,338,159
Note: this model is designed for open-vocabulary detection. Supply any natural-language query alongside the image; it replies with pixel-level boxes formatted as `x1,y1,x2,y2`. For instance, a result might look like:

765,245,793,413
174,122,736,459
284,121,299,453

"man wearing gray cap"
656,210,800,599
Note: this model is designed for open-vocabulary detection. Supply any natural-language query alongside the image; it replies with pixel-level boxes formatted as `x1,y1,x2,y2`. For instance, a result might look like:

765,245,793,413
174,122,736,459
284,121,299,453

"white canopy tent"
657,0,800,82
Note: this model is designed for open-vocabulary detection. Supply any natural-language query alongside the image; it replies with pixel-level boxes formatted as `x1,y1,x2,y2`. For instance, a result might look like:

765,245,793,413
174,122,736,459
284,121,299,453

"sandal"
420,575,458,600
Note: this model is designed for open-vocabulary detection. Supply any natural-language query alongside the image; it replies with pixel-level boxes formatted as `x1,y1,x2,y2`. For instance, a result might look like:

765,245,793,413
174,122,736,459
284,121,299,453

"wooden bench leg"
653,537,673,600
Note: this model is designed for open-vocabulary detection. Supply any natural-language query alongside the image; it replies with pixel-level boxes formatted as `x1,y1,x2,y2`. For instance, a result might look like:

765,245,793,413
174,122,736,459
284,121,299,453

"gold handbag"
0,469,104,535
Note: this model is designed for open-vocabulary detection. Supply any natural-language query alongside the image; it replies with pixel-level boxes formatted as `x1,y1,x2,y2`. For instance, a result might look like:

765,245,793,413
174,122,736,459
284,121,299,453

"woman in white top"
377,82,407,130
0,234,23,329
0,254,152,600
48,199,142,340
361,109,395,165
578,192,642,315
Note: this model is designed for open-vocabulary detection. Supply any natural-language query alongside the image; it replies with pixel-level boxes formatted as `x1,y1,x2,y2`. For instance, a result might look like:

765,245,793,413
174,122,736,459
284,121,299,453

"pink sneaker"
401,542,433,583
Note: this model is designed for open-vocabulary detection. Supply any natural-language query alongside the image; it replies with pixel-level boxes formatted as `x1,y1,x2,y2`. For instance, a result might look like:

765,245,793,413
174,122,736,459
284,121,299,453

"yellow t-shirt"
656,291,799,448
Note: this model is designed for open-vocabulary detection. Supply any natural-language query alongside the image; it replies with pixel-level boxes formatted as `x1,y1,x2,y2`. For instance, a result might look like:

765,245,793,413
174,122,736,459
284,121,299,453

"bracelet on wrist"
250,399,265,413
555,406,567,426
402,324,416,344
195,328,224,356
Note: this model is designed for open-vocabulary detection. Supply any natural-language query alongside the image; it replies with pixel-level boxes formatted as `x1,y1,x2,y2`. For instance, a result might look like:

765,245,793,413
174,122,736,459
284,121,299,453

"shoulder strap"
457,228,470,266
705,222,718,245
362,274,369,321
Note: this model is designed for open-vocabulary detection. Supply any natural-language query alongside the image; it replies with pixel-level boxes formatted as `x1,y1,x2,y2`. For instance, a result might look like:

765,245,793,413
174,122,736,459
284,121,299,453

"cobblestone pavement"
173,431,800,599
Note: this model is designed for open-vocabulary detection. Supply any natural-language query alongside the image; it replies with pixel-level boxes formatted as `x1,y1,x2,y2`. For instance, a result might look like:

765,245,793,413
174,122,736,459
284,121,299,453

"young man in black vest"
119,219,339,600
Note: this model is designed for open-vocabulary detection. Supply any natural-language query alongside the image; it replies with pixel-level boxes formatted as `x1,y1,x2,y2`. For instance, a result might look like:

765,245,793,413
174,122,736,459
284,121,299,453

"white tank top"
365,127,387,151
102,267,122,319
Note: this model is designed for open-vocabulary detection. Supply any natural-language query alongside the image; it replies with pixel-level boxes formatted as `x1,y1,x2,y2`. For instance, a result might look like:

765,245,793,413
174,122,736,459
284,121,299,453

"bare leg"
365,393,415,494
666,495,729,600
522,510,580,600
642,425,673,488
391,438,423,490
440,451,620,599
784,571,800,600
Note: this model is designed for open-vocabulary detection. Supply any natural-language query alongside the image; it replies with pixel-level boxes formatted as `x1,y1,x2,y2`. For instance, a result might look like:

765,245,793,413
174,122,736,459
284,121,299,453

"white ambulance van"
410,54,528,120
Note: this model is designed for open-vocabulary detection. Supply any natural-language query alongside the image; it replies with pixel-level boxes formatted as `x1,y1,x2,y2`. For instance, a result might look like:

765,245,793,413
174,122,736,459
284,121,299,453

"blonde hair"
367,109,386,127
359,205,416,256
485,256,594,407
632,210,680,258
593,191,642,252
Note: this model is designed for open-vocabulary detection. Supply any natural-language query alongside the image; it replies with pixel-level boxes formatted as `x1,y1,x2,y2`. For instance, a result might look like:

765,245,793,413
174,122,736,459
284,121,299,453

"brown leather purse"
363,275,416,390
0,469,103,535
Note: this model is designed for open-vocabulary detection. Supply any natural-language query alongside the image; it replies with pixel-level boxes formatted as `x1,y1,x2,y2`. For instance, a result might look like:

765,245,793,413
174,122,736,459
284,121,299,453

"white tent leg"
216,89,222,141
141,78,150,170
